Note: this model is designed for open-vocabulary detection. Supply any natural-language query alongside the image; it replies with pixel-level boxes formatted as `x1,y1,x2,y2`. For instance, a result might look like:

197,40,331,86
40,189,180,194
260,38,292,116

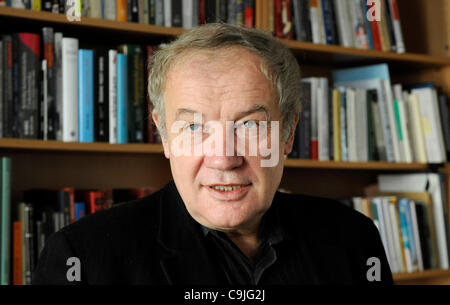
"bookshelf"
1,0,449,285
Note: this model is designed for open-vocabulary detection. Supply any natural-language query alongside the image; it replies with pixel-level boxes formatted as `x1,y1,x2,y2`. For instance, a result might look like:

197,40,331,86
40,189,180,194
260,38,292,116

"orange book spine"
12,221,22,285
116,0,128,22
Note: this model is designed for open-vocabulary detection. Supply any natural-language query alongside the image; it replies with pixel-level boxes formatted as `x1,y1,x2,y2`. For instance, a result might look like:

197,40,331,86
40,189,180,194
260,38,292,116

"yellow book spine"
332,89,341,161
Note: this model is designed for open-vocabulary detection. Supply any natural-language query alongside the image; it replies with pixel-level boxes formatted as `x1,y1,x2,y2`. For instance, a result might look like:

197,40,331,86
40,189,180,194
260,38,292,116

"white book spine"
318,78,329,160
382,198,398,273
104,0,116,20
346,88,357,161
164,0,172,27
355,88,368,161
388,200,405,273
108,50,118,144
398,100,413,163
54,32,63,141
61,38,79,142
383,80,401,162
182,0,194,29
309,3,321,44
333,0,352,47
349,0,368,49
406,94,427,163
316,0,326,44
42,60,48,141
412,88,446,163
373,197,392,271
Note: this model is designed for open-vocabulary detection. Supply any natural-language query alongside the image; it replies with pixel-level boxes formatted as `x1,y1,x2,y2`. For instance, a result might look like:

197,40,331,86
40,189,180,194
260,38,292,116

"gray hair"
148,23,301,142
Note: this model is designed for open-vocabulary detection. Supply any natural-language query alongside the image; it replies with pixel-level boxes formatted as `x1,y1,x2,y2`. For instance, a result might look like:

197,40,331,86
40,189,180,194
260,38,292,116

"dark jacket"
32,180,393,285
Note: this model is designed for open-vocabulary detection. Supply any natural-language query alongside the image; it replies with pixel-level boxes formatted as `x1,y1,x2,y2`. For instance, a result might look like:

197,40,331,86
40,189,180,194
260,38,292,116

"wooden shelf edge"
0,138,165,154
1,6,449,67
393,269,450,282
284,158,429,171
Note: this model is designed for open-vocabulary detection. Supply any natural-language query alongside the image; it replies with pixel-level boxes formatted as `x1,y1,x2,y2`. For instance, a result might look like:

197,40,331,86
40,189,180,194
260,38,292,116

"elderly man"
33,23,392,285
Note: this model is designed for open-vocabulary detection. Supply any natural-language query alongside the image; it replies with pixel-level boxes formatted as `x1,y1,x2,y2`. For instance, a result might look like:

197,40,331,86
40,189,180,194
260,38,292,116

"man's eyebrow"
175,108,203,120
237,105,270,121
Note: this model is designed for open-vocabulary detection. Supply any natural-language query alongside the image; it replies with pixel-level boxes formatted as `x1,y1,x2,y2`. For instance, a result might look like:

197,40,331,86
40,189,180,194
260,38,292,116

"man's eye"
186,123,201,132
243,120,257,129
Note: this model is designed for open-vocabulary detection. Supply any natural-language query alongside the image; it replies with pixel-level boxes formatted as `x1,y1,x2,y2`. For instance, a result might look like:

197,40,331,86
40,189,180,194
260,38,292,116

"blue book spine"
361,0,374,50
117,53,128,144
101,0,105,18
78,49,94,143
399,198,418,267
75,202,86,221
321,0,333,45
339,87,348,161
398,198,411,266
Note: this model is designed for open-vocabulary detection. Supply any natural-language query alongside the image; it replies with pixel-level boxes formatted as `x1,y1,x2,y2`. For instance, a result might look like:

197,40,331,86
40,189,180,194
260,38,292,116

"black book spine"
383,0,397,52
42,27,56,140
326,0,339,45
95,50,109,142
2,35,13,138
149,0,156,24
16,34,40,139
58,0,65,13
300,0,312,42
205,0,216,23
25,204,34,285
299,82,311,159
171,0,182,27
129,0,139,22
438,94,450,158
42,0,52,11
218,0,228,22
288,119,300,158
12,34,20,138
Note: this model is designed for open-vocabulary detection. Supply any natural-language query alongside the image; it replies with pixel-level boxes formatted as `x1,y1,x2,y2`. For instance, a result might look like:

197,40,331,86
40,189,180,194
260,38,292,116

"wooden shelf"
0,6,449,69
394,269,450,284
0,138,431,171
0,138,165,154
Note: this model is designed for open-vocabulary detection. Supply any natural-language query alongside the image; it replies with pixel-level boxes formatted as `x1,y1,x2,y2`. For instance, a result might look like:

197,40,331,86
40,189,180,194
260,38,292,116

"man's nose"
202,122,243,171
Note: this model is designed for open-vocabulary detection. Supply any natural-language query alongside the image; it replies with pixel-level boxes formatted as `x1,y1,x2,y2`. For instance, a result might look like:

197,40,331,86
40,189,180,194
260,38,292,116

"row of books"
0,28,162,144
1,0,256,28
289,64,449,164
3,184,157,285
341,173,450,274
1,0,405,53
282,0,406,52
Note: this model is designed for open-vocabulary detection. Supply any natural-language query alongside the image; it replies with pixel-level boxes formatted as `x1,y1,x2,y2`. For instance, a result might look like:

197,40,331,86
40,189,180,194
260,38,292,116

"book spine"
2,36,12,138
321,0,333,44
108,50,118,144
368,1,382,50
62,38,78,142
149,0,155,24
130,0,138,22
164,0,171,27
338,87,348,161
54,32,63,141
0,158,11,285
12,221,22,285
139,0,147,24
89,0,101,18
171,0,182,27
40,59,48,140
17,33,40,139
318,78,329,160
236,0,243,26
116,0,128,21
117,53,128,144
95,52,109,142
299,82,311,159
309,0,321,44
228,0,236,24
78,49,94,143
42,0,51,11
104,0,116,20
155,0,164,25
274,0,282,38
182,0,192,29
361,0,374,49
42,27,56,140
218,0,227,22
388,0,405,53
0,41,3,138
243,0,253,27
332,89,341,161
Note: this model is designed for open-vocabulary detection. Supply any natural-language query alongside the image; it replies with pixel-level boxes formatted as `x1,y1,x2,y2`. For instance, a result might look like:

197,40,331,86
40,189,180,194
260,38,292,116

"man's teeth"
210,185,244,191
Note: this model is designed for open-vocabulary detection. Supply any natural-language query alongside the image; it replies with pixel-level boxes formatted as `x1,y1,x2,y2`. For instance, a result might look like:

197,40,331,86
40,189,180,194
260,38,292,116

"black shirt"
200,197,285,285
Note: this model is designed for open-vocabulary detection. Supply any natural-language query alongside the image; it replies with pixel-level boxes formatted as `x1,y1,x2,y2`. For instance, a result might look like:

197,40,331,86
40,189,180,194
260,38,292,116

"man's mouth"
204,183,252,200
208,184,249,192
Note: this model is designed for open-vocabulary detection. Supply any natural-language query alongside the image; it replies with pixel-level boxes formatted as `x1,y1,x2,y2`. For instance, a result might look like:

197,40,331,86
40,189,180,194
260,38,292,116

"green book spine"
1,157,12,285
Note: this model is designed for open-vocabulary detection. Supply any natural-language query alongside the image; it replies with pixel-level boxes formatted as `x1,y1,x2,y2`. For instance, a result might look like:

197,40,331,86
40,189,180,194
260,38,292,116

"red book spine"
244,0,254,27
12,221,22,285
199,0,206,24
368,2,382,50
274,0,282,37
63,187,76,224
311,140,318,160
86,191,105,214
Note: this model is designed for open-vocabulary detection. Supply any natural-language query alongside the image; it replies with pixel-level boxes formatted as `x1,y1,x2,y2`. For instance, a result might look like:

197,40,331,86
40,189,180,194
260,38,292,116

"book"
388,0,405,53
298,81,311,159
332,89,341,161
78,49,94,143
164,0,171,27
301,78,319,159
333,0,353,47
406,93,427,163
171,0,182,27
15,33,40,139
42,27,56,140
0,157,12,285
2,35,13,138
109,49,118,144
95,49,109,142
103,0,116,20
292,0,312,42
62,37,79,142
116,0,127,21
117,53,128,143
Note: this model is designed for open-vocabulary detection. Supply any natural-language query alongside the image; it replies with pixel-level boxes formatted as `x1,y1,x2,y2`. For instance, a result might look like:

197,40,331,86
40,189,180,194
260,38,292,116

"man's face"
153,47,297,234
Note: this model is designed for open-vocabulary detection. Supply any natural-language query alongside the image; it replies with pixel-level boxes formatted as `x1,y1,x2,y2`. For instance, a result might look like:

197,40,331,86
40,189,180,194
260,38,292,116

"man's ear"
152,110,170,159
284,114,299,156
